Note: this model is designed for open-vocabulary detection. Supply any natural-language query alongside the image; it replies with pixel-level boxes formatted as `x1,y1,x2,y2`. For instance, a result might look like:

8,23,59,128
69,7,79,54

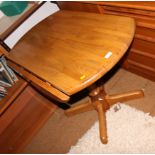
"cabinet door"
0,86,57,153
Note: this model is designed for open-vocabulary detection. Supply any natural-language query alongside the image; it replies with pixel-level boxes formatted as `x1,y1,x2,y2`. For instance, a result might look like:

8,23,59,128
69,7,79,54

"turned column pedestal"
65,84,144,144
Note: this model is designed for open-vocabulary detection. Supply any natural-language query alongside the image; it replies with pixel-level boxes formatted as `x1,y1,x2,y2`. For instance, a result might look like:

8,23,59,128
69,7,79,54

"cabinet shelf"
0,75,28,115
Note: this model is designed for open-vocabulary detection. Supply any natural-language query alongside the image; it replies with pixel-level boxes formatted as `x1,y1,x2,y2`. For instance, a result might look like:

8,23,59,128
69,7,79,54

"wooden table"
8,10,134,95
5,10,144,143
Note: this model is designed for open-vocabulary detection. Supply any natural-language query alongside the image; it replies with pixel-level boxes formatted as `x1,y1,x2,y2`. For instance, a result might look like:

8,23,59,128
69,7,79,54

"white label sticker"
104,51,112,59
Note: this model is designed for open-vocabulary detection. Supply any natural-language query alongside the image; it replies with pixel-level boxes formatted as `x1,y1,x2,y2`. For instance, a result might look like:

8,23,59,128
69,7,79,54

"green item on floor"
0,1,28,16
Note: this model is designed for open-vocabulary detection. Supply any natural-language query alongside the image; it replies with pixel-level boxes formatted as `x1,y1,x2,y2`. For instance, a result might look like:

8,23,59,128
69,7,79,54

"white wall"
4,2,59,49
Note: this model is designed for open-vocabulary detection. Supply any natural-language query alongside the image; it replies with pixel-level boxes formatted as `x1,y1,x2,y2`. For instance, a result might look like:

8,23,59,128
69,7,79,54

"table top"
8,10,135,96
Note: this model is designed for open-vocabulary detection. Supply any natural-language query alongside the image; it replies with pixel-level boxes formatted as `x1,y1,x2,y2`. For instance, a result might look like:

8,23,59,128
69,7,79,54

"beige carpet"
69,104,155,154
23,69,155,153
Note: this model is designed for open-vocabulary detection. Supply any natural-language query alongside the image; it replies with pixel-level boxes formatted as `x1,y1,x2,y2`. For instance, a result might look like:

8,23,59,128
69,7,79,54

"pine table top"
8,10,135,96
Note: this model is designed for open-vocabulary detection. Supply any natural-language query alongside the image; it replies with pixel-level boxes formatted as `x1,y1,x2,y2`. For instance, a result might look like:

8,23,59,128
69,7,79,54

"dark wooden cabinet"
57,1,155,81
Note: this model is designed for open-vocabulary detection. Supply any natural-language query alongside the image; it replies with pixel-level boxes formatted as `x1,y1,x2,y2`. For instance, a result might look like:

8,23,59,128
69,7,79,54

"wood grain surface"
0,86,57,153
0,76,28,115
83,2,155,11
8,10,135,96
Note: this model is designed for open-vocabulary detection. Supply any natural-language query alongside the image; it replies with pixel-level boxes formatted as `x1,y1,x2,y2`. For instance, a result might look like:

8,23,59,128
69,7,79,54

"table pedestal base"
65,84,144,144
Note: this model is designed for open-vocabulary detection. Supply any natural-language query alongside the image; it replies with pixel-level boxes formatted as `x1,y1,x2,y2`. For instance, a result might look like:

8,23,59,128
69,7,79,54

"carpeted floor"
69,104,155,154
23,69,155,153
